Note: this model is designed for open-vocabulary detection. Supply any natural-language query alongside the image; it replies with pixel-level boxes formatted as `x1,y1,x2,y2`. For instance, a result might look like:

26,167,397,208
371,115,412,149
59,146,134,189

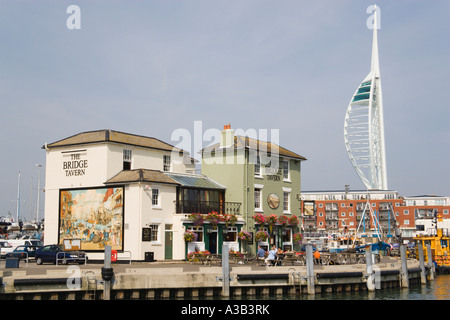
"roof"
44,129,180,153
104,169,225,190
104,169,179,185
201,136,306,161
165,173,226,190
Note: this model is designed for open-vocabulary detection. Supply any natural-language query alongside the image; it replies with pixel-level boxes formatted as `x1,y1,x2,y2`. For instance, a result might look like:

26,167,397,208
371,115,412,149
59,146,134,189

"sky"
0,0,449,222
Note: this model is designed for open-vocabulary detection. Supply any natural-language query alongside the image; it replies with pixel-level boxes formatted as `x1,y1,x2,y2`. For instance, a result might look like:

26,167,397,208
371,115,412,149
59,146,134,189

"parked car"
0,240,14,258
35,244,88,265
5,245,40,260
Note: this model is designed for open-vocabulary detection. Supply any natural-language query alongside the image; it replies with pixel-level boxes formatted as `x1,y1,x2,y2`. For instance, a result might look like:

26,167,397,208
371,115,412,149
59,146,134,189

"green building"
201,125,307,254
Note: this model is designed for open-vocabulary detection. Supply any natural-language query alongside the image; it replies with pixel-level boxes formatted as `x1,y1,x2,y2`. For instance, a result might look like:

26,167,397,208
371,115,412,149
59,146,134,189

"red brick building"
301,190,450,242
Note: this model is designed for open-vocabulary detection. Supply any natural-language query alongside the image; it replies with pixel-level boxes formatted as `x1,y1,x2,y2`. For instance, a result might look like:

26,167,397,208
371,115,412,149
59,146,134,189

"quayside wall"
0,257,427,300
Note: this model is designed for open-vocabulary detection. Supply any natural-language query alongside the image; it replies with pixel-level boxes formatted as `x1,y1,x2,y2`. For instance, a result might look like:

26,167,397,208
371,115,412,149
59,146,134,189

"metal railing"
56,252,88,266
1,252,29,266
174,200,241,215
117,251,132,264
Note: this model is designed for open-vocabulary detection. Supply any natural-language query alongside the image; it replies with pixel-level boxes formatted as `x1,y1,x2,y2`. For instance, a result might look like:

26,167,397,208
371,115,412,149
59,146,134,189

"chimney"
220,124,234,148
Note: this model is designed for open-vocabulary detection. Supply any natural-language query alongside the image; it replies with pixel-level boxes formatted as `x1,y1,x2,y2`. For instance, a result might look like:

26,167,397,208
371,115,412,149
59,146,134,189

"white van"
7,239,42,249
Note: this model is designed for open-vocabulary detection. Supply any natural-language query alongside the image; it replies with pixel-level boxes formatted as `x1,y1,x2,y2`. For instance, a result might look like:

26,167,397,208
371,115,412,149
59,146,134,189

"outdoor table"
206,254,221,266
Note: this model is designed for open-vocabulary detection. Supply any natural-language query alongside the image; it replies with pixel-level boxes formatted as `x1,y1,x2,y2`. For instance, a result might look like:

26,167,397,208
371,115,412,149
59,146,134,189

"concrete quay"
0,256,426,300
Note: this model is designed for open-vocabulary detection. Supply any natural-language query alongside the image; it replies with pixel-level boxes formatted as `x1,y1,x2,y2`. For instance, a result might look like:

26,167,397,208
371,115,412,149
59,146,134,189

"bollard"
365,245,375,291
221,244,230,297
305,244,315,295
426,243,435,280
400,245,409,288
102,245,113,300
418,241,427,284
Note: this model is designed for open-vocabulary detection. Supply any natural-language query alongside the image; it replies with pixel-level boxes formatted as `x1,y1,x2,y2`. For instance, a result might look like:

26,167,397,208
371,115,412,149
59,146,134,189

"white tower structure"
344,5,388,190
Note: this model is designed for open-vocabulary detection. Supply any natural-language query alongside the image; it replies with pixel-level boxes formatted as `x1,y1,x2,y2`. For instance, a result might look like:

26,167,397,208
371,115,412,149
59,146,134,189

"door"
164,224,173,260
208,231,217,254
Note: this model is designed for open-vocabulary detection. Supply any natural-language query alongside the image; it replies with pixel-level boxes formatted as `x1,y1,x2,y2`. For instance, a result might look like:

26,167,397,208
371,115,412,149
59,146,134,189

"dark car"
5,245,40,260
35,244,87,265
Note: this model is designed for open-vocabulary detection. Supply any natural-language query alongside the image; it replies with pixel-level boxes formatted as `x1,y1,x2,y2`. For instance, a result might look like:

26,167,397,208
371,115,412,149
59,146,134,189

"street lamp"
35,164,43,222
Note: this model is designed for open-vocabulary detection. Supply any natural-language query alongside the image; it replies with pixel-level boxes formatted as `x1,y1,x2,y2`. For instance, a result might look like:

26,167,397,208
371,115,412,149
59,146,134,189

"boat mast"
16,171,21,223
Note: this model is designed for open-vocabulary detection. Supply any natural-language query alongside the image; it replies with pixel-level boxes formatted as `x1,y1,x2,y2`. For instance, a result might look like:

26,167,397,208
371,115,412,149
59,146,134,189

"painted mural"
59,187,124,251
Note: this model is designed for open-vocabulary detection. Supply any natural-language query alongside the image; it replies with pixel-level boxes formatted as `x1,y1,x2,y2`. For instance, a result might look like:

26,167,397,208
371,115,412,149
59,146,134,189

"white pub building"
42,129,234,261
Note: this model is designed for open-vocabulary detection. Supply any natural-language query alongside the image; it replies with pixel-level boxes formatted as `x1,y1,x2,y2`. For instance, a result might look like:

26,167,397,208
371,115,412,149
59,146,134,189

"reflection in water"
278,275,450,300
432,275,450,300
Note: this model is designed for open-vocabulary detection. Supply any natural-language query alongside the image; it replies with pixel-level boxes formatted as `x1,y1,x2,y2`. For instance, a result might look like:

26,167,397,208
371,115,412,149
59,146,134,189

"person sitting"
276,247,284,266
256,245,266,265
265,245,277,266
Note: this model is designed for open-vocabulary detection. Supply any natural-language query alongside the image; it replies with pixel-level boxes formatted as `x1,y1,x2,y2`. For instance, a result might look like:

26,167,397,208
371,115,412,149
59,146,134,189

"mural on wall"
59,187,124,251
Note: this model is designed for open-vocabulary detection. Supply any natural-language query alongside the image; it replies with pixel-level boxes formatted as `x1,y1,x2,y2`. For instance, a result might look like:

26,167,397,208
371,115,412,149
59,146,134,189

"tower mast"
344,5,388,190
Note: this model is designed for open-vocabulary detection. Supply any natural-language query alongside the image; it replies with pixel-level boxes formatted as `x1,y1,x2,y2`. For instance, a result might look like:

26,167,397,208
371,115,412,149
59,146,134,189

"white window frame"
282,187,291,214
152,188,161,208
254,186,263,212
188,226,204,243
123,149,132,162
163,155,171,172
283,159,290,181
255,155,262,178
149,224,160,243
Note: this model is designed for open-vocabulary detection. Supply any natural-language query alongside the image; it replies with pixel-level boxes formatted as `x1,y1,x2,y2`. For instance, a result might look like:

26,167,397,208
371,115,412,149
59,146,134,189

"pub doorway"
208,230,218,254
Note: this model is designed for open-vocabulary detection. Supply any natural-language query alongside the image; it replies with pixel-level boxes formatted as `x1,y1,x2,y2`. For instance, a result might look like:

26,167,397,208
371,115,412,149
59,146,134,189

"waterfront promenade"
0,255,425,300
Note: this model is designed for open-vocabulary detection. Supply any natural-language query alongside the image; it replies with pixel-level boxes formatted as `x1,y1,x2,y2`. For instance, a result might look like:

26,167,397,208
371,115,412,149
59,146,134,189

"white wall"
43,140,191,261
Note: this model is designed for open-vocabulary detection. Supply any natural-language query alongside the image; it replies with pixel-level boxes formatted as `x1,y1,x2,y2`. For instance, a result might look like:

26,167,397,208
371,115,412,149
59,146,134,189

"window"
150,224,159,242
188,226,203,242
223,226,237,242
152,189,160,207
349,212,354,216
283,191,290,213
341,212,346,217
163,155,171,172
444,210,449,215
123,149,132,170
404,210,409,215
404,220,410,226
254,188,262,211
283,160,290,181
255,156,261,177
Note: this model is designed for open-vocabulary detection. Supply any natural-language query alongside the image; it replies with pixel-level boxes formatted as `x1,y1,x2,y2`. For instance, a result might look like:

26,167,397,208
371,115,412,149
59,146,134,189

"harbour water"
283,274,450,300
187,275,450,301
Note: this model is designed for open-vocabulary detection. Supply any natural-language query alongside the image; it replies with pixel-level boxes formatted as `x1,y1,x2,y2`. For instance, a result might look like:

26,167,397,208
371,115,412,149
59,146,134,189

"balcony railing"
174,200,241,215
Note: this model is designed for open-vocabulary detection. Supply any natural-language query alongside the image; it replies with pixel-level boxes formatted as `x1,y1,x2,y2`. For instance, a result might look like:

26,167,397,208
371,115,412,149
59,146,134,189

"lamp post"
35,164,43,222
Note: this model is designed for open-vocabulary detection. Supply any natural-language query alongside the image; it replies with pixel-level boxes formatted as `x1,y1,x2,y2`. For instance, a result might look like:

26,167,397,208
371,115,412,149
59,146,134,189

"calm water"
194,274,450,301
279,274,450,300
